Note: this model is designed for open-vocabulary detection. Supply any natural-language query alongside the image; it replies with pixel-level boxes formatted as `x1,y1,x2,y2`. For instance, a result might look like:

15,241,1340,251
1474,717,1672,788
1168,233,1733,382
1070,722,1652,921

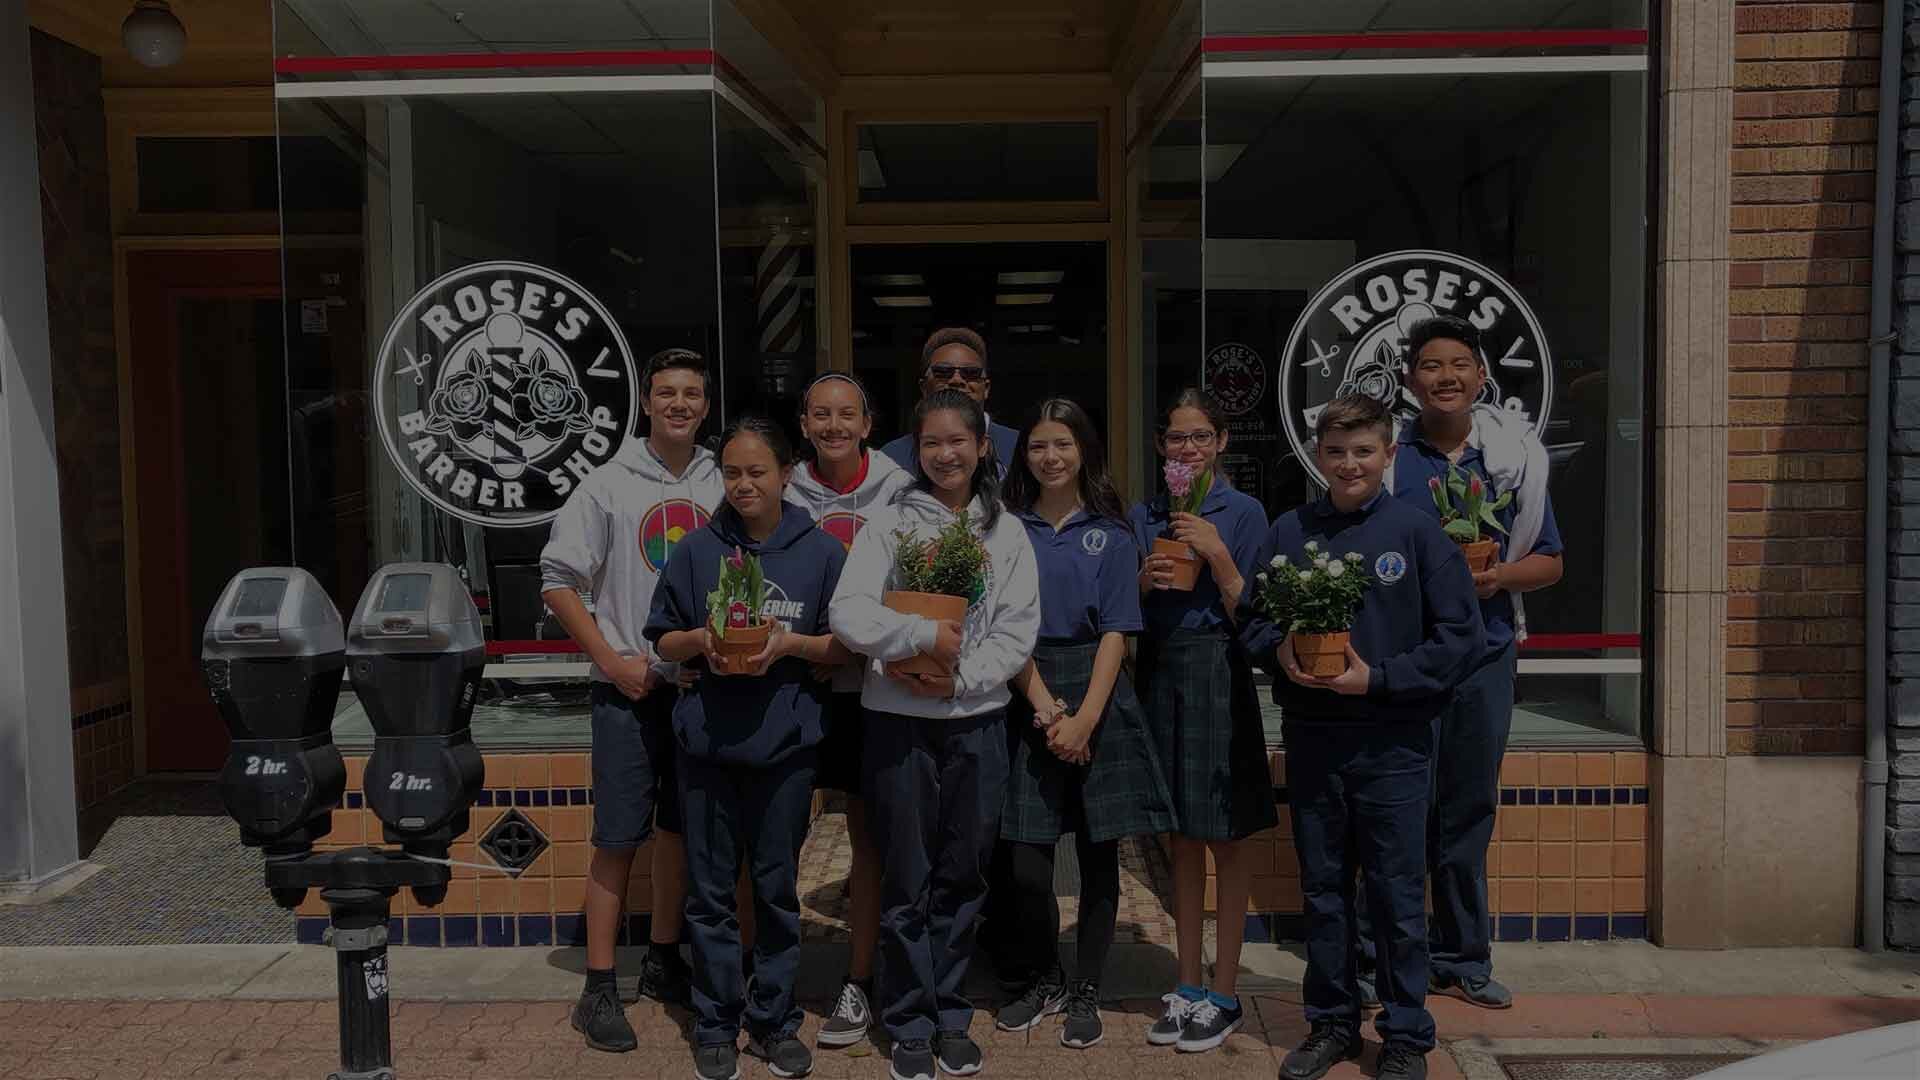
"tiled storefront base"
71,697,134,810
301,749,1649,945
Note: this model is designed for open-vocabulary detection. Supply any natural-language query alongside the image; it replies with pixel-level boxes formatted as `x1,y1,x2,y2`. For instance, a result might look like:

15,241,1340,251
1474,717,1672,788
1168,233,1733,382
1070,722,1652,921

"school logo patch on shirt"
1081,528,1108,556
1375,551,1408,584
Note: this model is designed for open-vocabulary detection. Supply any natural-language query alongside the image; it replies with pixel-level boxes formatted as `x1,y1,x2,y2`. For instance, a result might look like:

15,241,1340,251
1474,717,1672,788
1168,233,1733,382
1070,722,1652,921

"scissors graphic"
396,347,432,385
1304,339,1341,378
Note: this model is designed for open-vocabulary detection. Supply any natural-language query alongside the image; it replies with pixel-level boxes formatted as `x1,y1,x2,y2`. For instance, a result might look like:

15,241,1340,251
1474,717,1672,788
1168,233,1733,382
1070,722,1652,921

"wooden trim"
104,87,276,234
843,106,1112,227
1111,0,1184,91
827,95,854,373
843,221,1113,245
115,233,283,251
724,0,841,95
850,201,1108,227
1104,92,1133,502
112,244,144,776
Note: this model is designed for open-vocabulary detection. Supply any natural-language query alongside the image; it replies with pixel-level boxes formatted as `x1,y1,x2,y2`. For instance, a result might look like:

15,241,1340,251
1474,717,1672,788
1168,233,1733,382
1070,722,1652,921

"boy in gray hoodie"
541,348,723,1053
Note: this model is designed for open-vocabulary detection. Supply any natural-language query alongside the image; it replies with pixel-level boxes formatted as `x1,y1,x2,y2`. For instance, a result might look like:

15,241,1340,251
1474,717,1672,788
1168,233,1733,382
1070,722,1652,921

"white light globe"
122,1,186,69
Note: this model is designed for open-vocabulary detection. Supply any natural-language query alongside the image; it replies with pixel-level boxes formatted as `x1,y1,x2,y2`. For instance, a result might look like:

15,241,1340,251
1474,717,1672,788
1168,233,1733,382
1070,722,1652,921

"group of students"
539,322,1561,1080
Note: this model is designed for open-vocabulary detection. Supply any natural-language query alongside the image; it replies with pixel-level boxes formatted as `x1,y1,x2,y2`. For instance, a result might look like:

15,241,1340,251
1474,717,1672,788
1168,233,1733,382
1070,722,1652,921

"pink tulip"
1429,476,1442,493
1468,475,1484,499
727,546,745,571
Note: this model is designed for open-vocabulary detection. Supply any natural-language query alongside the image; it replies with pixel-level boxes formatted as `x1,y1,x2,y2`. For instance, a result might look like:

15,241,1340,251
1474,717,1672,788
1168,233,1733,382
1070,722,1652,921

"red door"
129,250,287,772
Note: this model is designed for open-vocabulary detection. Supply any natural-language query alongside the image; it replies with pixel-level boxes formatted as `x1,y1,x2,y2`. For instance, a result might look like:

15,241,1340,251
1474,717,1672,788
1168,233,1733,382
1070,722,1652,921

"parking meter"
346,563,485,866
202,567,347,859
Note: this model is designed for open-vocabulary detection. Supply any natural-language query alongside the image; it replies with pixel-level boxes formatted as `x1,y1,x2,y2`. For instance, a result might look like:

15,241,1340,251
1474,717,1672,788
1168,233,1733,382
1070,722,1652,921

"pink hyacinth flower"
1164,460,1194,499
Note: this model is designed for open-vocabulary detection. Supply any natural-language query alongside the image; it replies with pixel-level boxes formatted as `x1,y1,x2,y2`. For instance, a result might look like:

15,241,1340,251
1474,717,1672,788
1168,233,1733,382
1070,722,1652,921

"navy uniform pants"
1287,719,1436,1052
1358,643,1514,984
865,708,1010,1044
679,748,817,1048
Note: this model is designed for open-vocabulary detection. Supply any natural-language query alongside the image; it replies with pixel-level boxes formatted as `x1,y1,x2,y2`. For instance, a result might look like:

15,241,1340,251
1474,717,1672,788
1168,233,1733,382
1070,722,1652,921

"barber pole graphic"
757,230,804,356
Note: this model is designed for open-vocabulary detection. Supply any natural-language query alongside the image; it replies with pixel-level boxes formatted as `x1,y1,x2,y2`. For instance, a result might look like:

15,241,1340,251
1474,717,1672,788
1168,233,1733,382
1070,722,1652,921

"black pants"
1006,835,1119,986
680,750,816,1047
866,709,1010,1043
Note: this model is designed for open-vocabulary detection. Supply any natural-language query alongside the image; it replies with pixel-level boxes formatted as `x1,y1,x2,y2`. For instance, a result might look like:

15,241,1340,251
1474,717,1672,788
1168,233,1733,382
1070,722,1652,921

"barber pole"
756,228,805,397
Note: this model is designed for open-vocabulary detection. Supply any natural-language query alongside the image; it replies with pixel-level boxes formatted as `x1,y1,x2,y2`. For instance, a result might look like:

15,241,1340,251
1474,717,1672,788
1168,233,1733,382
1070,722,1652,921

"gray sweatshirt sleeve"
829,516,939,662
540,484,607,595
952,521,1040,699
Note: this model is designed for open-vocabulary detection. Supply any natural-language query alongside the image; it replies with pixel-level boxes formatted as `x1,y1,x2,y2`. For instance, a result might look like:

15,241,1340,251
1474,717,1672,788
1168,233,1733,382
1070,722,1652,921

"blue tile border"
1535,915,1572,942
1251,912,1646,945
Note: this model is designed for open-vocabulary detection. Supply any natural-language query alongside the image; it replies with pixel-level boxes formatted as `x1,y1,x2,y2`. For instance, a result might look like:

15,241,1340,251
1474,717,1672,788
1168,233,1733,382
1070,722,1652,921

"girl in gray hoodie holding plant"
828,389,1039,1080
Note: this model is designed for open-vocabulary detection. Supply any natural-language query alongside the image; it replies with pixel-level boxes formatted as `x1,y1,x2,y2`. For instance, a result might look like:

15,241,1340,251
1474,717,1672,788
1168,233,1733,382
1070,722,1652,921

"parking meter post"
322,885,397,1080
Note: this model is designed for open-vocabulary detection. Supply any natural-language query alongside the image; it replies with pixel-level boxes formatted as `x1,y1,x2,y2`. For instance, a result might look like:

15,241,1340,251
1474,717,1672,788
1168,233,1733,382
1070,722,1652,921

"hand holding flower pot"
1428,465,1511,573
883,518,986,677
1153,460,1214,591
1254,544,1374,678
706,547,773,675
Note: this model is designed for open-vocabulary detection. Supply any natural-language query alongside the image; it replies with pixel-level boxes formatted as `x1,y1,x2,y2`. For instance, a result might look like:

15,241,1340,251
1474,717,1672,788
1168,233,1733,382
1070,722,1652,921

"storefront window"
273,0,819,749
1131,3,1649,744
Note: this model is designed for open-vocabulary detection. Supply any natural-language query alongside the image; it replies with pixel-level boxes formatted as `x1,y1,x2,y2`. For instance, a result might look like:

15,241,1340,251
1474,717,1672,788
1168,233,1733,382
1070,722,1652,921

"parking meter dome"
346,563,486,861
202,567,348,854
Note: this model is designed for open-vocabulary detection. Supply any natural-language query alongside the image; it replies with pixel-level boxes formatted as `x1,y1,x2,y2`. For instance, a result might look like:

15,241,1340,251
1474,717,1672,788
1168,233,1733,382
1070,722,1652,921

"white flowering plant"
1252,541,1374,635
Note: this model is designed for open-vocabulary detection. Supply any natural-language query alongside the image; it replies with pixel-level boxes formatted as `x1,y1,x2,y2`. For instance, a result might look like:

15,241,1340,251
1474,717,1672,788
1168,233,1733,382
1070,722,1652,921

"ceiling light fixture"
873,295,933,308
996,271,1065,286
861,274,925,287
995,293,1053,306
122,0,187,68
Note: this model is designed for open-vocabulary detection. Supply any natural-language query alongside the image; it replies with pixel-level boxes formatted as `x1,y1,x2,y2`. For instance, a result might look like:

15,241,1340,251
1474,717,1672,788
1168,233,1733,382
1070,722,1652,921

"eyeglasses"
1163,429,1217,449
927,364,987,383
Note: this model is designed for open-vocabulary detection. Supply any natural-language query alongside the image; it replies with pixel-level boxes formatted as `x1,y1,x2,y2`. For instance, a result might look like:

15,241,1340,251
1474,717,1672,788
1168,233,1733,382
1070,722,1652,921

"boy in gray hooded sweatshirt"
541,348,723,1053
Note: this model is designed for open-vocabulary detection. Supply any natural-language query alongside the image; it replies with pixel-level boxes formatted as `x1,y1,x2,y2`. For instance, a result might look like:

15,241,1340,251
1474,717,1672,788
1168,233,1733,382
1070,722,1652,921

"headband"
803,371,870,414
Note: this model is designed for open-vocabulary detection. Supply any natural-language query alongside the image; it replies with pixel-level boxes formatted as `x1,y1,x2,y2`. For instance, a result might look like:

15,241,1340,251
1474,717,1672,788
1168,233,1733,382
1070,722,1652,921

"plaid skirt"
1001,641,1176,845
1136,627,1280,842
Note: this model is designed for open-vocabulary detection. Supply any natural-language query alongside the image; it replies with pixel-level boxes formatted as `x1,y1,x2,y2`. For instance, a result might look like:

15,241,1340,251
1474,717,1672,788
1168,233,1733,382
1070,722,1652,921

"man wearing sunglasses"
880,326,1020,479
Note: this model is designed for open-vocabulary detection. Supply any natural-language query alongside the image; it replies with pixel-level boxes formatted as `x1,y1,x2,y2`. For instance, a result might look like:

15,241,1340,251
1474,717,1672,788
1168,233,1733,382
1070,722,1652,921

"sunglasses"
927,364,987,383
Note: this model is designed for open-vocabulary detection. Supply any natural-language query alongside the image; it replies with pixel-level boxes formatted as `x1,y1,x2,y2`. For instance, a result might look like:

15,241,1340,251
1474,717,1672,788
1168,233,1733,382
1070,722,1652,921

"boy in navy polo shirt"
1370,315,1564,1010
1239,394,1482,1080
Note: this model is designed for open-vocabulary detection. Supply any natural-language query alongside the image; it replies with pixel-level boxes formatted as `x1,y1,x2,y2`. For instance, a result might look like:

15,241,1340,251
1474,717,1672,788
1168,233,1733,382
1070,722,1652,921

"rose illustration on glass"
510,350,594,443
425,368,491,441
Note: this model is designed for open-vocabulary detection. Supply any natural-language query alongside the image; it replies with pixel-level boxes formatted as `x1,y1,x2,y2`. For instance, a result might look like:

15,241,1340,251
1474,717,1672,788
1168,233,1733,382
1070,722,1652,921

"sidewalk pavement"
3,942,1920,1079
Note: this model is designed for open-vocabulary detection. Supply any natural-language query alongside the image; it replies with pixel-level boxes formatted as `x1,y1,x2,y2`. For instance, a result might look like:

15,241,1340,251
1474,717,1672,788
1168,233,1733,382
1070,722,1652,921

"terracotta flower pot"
1290,631,1350,678
883,590,968,676
710,618,772,675
1152,537,1202,591
1458,538,1501,574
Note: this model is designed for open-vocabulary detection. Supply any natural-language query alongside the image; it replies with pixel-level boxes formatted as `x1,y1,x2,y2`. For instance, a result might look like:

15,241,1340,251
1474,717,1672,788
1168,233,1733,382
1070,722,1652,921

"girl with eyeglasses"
1127,388,1276,1054
784,372,913,1051
994,398,1174,1049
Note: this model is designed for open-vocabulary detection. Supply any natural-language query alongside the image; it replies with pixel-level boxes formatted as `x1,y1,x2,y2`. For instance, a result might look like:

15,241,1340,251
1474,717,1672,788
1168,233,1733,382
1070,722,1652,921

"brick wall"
1887,0,1920,946
1728,0,1878,755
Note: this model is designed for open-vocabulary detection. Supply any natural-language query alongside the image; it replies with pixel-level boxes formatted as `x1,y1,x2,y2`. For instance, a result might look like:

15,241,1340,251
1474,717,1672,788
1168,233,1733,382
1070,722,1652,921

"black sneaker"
694,1043,740,1080
1278,1023,1360,1080
1174,995,1243,1053
1146,991,1196,1046
994,971,1066,1032
1376,1044,1428,1079
934,1030,983,1076
890,1038,935,1080
817,978,872,1048
748,1034,814,1078
1059,980,1103,1049
571,978,637,1053
638,944,693,1007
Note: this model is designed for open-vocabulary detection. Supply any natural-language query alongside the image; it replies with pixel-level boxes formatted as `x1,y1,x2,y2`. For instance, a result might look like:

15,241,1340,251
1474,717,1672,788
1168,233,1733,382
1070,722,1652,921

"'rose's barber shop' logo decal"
374,261,638,528
1278,250,1553,486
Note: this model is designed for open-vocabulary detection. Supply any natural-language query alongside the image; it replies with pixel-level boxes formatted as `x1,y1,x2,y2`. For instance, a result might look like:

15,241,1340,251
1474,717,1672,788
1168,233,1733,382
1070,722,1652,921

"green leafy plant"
706,546,766,639
892,517,989,601
1428,465,1511,544
1253,542,1373,634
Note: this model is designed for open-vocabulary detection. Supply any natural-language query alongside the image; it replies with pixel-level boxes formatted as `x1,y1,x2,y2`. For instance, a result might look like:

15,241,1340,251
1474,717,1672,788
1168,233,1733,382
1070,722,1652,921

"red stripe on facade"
274,49,716,74
1201,29,1648,54
1520,633,1642,652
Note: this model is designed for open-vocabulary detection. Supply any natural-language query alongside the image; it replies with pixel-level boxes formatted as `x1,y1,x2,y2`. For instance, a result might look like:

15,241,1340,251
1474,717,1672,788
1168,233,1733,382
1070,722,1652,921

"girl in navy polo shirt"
996,398,1174,1049
646,417,853,1080
1129,388,1275,1053
783,372,912,1049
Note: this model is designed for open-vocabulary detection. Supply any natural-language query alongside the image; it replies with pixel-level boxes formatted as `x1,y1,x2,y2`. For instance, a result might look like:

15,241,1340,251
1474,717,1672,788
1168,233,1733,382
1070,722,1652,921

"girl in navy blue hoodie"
646,417,853,1080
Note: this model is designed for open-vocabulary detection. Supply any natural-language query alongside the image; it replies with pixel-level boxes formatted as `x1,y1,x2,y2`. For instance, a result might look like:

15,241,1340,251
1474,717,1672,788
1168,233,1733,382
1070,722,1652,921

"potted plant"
1428,465,1510,573
883,516,988,676
1254,543,1373,677
706,546,772,674
1153,460,1212,591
